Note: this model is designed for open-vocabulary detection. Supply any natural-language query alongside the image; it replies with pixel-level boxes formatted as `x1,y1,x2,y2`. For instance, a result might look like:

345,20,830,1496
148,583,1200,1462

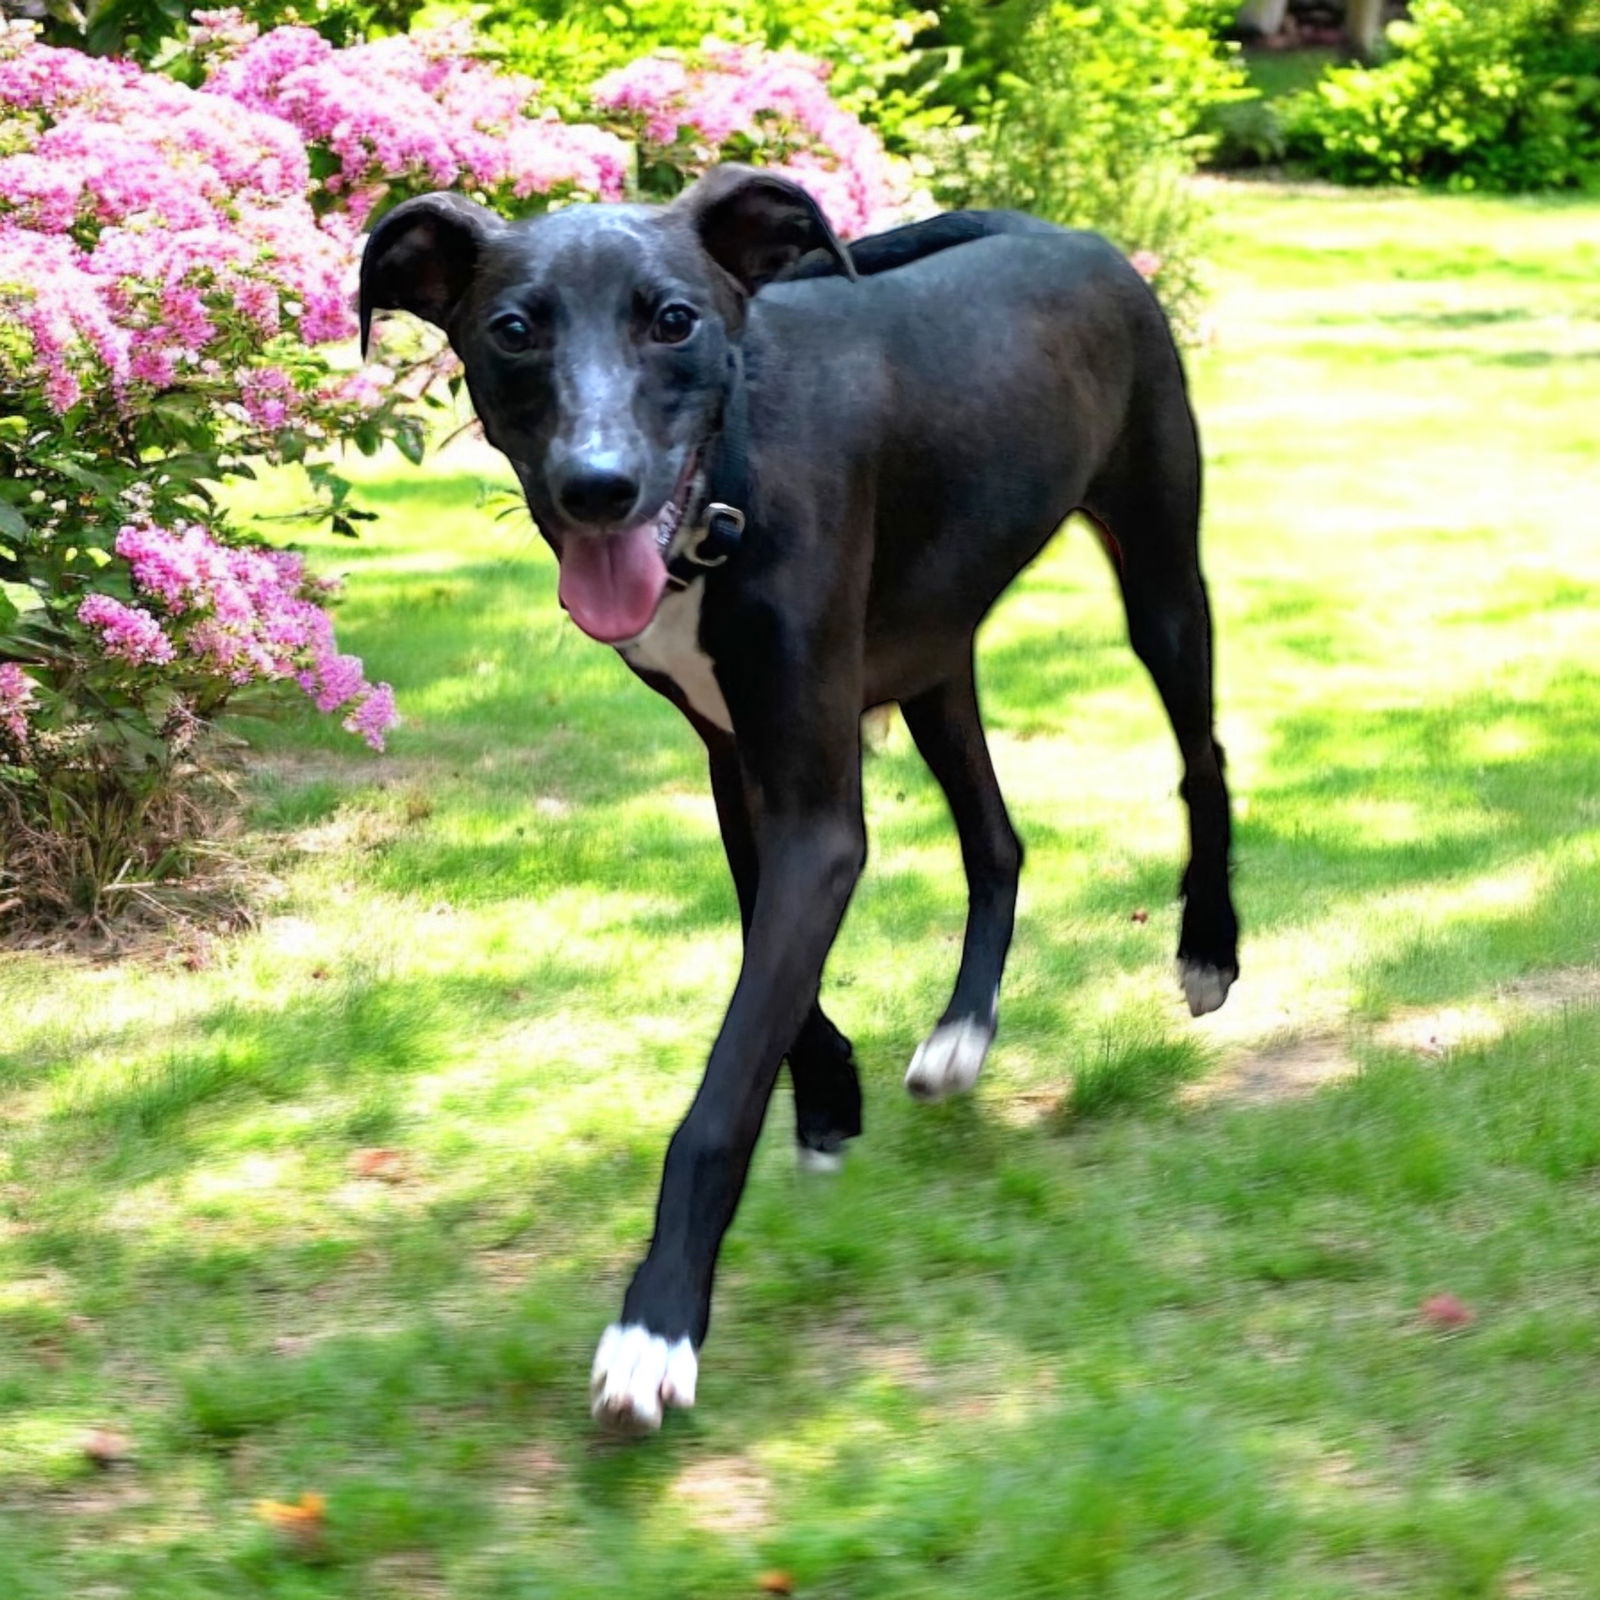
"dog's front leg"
707,735,864,1168
590,754,865,1432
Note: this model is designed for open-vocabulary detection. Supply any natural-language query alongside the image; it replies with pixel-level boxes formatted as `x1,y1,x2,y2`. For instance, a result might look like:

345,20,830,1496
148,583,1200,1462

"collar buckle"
667,501,745,588
695,503,745,566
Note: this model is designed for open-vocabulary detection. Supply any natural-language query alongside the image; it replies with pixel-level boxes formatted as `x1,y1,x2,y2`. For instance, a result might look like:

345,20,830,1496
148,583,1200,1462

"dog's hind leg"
899,655,1024,1101
1084,424,1239,1015
707,738,862,1169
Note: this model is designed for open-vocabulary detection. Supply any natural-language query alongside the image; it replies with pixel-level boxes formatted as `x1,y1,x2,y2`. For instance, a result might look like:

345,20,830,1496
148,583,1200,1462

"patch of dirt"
1186,965,1600,1109
45,1480,152,1519
368,1553,451,1599
1502,967,1600,1009
286,806,406,859
668,1453,773,1536
992,1085,1070,1129
1186,1033,1358,1108
495,1444,565,1518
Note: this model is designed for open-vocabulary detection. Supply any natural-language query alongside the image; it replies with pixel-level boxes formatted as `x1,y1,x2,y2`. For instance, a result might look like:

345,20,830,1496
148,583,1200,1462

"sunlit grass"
2,184,1598,1597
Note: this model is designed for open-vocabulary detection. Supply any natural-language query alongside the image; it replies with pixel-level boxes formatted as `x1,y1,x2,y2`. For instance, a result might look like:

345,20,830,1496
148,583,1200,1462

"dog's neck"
665,346,751,591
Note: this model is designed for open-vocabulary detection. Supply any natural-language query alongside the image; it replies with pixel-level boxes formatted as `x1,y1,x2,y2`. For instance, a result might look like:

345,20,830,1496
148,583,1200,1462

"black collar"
666,347,749,591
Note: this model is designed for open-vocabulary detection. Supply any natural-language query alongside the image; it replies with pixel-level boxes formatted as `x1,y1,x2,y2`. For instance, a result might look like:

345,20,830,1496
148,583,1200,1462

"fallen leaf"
348,1147,409,1183
256,1491,328,1556
1420,1293,1474,1330
757,1573,795,1595
82,1428,132,1468
1130,908,1149,924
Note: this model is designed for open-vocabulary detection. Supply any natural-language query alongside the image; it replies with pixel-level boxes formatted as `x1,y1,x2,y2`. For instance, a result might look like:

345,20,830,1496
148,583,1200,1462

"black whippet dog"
360,165,1239,1432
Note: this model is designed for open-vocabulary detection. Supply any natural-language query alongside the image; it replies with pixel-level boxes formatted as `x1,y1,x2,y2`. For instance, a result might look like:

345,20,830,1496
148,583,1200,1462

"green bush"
954,0,1247,341
1285,0,1600,191
487,0,1243,338
1200,44,1337,171
34,0,429,62
1202,95,1288,168
484,0,959,154
911,0,1041,119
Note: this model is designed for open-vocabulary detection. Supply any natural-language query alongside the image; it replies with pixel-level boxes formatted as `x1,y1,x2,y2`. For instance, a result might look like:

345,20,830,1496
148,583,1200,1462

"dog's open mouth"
556,457,696,646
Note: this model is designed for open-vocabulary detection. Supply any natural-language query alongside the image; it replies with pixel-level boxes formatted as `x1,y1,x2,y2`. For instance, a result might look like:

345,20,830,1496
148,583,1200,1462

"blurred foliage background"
28,0,1599,311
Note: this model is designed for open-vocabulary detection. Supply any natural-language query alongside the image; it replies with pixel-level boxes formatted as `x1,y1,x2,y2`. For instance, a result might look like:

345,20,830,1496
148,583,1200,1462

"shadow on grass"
17,476,1586,1333
1234,669,1600,950
224,538,1600,1108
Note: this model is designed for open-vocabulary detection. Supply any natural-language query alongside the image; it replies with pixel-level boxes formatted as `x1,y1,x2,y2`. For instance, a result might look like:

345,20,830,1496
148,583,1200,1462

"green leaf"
0,501,26,539
45,458,119,497
395,419,427,467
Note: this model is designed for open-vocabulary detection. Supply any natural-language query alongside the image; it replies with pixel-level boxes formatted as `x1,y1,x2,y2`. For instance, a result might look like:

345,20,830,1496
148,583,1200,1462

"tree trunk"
1343,0,1386,62
1236,0,1290,37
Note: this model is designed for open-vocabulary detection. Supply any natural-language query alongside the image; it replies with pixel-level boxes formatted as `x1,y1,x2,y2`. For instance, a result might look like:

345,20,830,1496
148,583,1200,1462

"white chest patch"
616,581,732,732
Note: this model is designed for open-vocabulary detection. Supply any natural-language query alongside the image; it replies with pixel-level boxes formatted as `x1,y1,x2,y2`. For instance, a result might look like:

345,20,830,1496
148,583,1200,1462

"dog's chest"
616,582,731,732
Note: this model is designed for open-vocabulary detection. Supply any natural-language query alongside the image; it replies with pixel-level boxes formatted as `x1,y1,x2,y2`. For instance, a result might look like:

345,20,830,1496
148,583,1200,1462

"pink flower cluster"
0,661,34,750
201,17,629,223
592,43,911,238
80,520,399,751
0,22,353,416
3,16,918,423
77,594,177,666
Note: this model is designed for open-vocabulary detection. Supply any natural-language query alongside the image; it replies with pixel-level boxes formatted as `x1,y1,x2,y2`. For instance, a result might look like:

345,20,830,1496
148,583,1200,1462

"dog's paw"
1178,959,1236,1018
905,1016,994,1102
590,1323,698,1434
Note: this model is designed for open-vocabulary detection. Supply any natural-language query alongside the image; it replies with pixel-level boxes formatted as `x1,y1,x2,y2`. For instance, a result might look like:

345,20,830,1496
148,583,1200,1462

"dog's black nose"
555,462,641,526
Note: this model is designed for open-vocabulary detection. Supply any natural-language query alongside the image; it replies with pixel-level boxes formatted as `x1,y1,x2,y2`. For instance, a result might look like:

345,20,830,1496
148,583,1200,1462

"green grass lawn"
3,183,1599,1598
1242,46,1336,104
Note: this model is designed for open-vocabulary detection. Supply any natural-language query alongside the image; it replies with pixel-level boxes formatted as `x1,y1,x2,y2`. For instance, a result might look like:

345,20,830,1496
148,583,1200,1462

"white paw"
589,1323,698,1434
1179,959,1236,1018
796,1144,844,1174
905,1016,995,1102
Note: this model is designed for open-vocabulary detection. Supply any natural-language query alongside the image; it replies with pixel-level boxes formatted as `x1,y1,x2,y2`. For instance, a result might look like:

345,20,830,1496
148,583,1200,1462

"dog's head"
359,165,853,644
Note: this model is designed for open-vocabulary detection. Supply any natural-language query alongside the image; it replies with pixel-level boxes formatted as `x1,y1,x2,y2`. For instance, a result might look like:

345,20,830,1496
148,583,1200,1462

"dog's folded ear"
359,192,503,358
676,165,857,295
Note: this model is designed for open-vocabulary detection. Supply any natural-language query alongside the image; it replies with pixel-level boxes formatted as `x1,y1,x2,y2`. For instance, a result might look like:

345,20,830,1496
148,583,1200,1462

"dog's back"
778,208,1061,282
747,220,1195,646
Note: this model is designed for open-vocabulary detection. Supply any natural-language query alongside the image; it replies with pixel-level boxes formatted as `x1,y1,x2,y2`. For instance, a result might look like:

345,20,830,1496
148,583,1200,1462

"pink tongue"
557,523,668,643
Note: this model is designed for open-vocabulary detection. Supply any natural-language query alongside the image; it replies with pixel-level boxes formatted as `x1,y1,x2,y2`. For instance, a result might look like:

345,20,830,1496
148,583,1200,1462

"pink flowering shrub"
198,16,630,226
0,12,913,926
593,41,912,236
93,520,395,748
0,18,412,920
0,663,32,750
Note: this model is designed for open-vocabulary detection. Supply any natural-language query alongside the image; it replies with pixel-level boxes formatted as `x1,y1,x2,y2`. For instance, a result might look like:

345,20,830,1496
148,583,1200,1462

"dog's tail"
779,210,1058,283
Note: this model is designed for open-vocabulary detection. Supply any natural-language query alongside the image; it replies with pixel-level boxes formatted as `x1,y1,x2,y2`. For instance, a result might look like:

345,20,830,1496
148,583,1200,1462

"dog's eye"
651,304,698,345
491,313,534,353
